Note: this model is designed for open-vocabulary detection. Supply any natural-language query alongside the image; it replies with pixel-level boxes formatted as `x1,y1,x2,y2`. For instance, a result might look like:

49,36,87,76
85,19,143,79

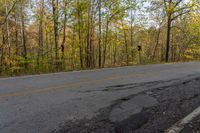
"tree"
163,0,194,62
37,0,45,69
52,0,59,64
61,0,68,61
98,0,102,67
20,0,27,62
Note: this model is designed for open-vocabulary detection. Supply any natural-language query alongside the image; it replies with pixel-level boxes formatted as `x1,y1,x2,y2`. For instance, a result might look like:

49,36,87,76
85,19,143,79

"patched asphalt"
109,95,158,122
53,76,200,133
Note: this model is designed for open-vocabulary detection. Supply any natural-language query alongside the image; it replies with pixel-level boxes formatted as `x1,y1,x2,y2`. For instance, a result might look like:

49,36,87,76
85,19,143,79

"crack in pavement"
78,74,198,93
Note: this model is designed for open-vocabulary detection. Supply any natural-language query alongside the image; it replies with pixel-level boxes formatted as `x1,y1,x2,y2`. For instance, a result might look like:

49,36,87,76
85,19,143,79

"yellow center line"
0,73,147,99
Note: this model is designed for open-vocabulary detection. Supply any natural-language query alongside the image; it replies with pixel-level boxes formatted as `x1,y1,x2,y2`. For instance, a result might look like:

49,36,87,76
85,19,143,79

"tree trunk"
38,0,44,70
15,16,19,56
123,25,129,66
77,0,83,69
113,32,118,65
61,0,67,61
165,14,171,62
98,0,102,68
86,0,91,68
153,27,161,61
52,0,59,66
86,0,95,68
1,27,5,67
20,2,27,62
130,10,134,63
102,20,109,67
5,0,11,67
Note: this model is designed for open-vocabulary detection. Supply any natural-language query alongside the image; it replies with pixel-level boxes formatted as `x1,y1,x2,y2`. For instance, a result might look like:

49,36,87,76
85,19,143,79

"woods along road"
1,62,200,133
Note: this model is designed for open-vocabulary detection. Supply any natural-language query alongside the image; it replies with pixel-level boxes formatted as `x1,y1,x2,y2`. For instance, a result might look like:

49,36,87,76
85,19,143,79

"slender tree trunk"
77,0,83,69
114,44,117,65
86,0,91,68
113,32,118,65
45,29,49,65
45,29,49,58
98,0,102,67
102,20,109,67
45,32,49,71
166,14,171,62
123,25,129,66
130,10,134,63
153,27,161,61
38,0,44,70
5,0,11,67
15,16,19,56
61,0,67,61
171,33,174,62
50,34,53,70
71,28,76,70
52,0,59,67
1,27,5,67
20,1,27,63
91,3,95,68
86,0,95,68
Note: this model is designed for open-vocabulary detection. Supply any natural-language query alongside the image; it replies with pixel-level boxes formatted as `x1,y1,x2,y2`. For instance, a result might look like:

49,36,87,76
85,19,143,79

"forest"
0,0,199,76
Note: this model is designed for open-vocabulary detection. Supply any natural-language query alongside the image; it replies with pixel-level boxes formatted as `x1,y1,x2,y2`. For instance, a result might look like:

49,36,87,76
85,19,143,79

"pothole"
109,95,158,122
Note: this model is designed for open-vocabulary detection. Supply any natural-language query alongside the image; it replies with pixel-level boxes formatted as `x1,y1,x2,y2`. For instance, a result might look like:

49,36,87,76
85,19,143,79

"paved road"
1,62,200,133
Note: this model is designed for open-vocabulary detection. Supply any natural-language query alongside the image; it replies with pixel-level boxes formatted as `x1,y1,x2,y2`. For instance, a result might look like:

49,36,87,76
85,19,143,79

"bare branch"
174,0,183,8
172,10,191,21
174,5,193,13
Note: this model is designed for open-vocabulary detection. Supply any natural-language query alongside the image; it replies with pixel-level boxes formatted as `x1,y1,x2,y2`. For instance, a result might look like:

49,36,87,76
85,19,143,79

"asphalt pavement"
1,62,200,133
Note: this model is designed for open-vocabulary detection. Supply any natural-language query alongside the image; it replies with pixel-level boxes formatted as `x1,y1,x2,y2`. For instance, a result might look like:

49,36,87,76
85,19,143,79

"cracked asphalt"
1,62,200,133
52,76,200,133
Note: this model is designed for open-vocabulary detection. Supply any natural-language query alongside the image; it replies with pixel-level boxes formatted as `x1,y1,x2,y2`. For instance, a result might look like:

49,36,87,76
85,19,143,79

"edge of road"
165,106,200,133
0,62,193,81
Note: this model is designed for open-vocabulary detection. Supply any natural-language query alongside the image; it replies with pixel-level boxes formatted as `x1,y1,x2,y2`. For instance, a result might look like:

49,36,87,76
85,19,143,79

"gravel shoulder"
181,115,200,133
